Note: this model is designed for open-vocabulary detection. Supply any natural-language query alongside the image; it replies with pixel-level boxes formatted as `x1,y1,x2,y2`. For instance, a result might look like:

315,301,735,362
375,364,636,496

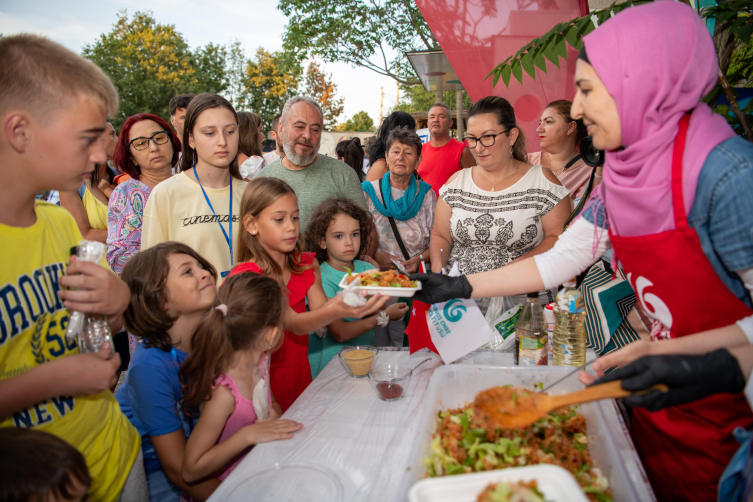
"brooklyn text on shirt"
1,263,79,429
1,263,67,342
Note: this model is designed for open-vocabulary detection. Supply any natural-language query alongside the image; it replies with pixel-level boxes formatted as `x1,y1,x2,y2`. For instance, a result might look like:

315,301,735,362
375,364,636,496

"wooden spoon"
474,381,669,429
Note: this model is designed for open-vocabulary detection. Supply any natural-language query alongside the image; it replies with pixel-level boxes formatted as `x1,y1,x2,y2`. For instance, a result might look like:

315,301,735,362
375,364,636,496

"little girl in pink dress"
179,273,304,483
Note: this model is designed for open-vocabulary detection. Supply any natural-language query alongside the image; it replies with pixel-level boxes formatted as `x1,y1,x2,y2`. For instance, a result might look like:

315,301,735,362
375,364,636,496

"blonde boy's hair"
0,34,118,122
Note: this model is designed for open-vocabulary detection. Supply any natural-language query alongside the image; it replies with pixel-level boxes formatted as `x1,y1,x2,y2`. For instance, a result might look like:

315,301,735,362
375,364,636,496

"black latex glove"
591,349,746,412
408,273,473,304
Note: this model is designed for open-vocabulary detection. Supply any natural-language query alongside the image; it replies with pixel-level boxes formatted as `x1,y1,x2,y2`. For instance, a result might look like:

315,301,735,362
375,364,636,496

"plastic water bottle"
514,292,548,366
544,303,555,364
553,279,586,366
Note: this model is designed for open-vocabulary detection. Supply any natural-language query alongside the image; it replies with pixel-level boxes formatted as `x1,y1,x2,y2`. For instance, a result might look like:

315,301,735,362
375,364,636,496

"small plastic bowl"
368,363,412,401
338,346,377,378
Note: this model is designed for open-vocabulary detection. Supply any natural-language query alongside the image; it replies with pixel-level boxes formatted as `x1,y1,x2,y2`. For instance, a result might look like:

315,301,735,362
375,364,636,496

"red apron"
608,114,753,502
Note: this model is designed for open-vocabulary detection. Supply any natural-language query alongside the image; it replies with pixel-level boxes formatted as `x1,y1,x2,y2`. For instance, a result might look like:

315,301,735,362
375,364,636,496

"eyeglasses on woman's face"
463,130,509,149
130,130,170,151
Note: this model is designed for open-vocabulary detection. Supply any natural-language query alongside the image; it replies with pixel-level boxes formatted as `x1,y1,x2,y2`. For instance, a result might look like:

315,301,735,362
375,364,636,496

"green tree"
278,0,436,84
82,10,227,128
304,61,345,128
243,47,303,127
336,111,375,131
392,86,473,116
225,40,249,111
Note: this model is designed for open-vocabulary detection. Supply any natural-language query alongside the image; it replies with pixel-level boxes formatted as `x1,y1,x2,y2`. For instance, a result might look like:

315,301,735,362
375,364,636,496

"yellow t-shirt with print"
0,201,139,502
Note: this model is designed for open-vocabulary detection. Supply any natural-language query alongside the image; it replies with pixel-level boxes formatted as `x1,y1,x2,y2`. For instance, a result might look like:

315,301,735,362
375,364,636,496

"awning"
405,50,465,93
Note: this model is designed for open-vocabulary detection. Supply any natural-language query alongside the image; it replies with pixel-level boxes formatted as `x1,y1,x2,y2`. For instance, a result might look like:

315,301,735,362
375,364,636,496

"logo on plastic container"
443,299,467,322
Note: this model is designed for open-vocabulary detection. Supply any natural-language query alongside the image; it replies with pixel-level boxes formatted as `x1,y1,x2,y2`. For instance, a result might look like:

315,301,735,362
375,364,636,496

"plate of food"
408,464,588,502
338,268,422,298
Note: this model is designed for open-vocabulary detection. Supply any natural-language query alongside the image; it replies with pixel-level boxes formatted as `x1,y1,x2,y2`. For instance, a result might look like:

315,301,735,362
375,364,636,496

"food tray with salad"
398,365,656,502
338,269,422,298
409,464,587,502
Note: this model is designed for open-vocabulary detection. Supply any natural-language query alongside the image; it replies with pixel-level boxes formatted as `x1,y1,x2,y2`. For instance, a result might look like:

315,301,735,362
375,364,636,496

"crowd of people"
1,2,752,501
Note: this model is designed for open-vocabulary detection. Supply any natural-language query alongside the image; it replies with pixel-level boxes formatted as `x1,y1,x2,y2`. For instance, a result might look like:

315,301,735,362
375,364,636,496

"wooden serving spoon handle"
546,380,670,411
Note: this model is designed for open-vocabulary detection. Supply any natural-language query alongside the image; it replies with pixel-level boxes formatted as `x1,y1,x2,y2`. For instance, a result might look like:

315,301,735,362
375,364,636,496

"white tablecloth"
208,349,621,502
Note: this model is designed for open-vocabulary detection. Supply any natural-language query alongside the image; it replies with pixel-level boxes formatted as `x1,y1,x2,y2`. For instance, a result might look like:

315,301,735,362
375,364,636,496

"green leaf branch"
486,0,650,88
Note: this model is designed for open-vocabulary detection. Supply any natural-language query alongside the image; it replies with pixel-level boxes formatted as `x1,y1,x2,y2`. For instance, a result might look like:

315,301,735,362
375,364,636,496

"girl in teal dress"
305,198,409,378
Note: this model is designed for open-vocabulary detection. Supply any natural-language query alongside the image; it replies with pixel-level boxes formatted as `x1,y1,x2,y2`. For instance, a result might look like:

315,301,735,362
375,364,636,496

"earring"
509,149,513,158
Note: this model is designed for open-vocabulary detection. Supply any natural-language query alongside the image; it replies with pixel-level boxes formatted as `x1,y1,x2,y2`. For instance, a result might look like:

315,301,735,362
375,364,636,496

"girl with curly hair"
304,198,409,377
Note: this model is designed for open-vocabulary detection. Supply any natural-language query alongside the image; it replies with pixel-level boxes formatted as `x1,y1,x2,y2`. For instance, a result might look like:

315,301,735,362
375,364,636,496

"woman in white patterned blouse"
430,96,571,312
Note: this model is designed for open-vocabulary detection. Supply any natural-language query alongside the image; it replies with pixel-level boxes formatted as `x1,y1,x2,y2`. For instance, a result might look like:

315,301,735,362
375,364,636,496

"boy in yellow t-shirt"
0,35,143,501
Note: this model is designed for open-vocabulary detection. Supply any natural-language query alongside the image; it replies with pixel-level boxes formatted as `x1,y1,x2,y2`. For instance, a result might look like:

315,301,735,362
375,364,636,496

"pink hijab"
584,0,735,237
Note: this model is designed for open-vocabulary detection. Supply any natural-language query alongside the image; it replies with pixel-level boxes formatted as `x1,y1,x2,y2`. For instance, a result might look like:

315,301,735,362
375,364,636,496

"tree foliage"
487,0,752,141
392,86,473,117
303,61,345,128
225,40,249,111
335,111,375,132
82,11,227,129
243,48,303,127
278,0,437,84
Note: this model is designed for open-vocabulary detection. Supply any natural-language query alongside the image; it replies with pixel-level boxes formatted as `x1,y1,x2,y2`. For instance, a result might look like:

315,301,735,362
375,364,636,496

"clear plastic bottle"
553,279,586,366
514,292,548,366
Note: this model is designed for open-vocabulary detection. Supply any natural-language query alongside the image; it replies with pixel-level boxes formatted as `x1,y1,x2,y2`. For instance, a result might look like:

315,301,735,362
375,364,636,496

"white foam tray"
338,271,421,298
409,464,587,502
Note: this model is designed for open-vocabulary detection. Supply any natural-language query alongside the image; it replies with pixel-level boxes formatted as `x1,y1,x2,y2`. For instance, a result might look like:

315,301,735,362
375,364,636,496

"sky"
0,0,401,128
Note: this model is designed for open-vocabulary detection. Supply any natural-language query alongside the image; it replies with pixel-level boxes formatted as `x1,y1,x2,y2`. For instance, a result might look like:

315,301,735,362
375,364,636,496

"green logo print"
443,299,466,322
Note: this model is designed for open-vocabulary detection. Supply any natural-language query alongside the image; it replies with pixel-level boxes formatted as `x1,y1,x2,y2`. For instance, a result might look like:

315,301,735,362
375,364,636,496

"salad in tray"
425,386,612,502
339,268,421,298
477,480,548,502
344,269,417,288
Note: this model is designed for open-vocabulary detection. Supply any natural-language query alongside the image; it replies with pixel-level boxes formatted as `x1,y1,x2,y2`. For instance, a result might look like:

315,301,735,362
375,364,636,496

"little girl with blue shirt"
305,198,409,378
116,242,221,501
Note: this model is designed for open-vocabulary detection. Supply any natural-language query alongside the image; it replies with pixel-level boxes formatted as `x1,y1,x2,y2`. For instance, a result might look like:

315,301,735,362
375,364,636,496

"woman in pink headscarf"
411,2,753,500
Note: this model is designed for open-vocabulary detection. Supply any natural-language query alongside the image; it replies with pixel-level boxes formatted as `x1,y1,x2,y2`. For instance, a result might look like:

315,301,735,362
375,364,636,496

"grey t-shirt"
256,155,367,232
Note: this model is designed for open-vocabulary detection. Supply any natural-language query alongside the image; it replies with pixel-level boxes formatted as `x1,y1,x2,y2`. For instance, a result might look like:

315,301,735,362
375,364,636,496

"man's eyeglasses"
130,131,170,151
463,130,510,149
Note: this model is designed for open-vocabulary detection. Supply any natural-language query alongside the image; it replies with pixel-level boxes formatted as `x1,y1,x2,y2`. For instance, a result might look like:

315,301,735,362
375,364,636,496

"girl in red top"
229,178,388,411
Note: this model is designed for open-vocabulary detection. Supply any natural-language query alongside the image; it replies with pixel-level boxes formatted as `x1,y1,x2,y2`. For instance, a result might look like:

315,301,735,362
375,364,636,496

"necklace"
546,152,581,176
476,166,514,192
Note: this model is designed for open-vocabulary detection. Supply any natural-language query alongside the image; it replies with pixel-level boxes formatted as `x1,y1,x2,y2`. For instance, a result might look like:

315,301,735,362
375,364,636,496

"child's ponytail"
179,307,233,417
179,273,288,416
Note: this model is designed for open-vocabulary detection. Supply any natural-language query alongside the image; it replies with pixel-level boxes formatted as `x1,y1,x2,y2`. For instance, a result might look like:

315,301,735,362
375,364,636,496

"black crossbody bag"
378,180,411,260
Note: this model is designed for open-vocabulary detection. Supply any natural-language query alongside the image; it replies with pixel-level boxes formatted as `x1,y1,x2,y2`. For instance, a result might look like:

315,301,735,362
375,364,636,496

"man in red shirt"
417,103,476,195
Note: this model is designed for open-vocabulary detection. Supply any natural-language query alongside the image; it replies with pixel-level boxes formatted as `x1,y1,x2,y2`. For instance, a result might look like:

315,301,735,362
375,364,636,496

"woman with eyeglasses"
429,96,571,312
107,114,179,275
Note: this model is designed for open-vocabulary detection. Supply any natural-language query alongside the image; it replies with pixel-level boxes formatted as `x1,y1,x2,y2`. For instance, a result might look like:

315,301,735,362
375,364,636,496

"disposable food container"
338,272,422,298
409,464,588,502
398,365,656,502
223,463,343,502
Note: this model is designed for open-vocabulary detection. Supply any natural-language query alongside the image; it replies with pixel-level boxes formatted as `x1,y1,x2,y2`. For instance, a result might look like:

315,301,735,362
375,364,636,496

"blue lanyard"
193,164,232,277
